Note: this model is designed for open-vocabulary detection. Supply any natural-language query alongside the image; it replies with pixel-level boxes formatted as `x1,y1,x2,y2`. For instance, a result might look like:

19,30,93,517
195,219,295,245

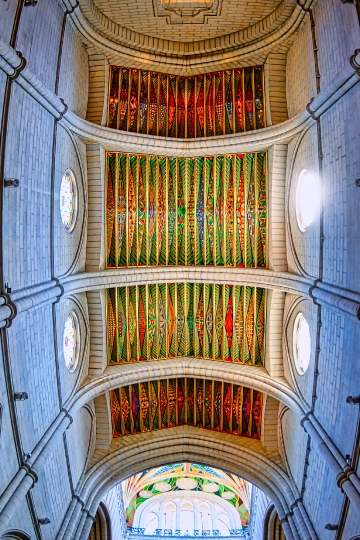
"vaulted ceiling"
91,0,284,42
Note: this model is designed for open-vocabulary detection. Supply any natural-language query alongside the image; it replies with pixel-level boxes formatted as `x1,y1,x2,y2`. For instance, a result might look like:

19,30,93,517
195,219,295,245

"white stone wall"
313,0,359,89
16,0,64,91
58,19,89,118
286,16,316,119
321,82,360,291
303,443,344,540
104,484,127,539
31,442,73,540
7,303,60,452
54,127,87,277
0,348,20,496
286,125,320,278
55,293,90,404
3,85,53,291
279,408,308,492
249,486,272,540
66,405,94,488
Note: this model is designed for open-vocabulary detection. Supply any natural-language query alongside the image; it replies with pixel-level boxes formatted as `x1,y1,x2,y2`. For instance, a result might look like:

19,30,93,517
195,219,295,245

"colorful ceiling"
107,66,265,137
110,377,262,439
106,152,267,269
123,463,252,510
123,463,252,528
107,284,266,364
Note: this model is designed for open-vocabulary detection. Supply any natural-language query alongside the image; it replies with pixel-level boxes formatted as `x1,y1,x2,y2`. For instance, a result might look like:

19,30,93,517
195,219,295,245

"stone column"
193,501,199,535
175,500,181,534
302,415,360,512
78,513,96,540
0,410,72,536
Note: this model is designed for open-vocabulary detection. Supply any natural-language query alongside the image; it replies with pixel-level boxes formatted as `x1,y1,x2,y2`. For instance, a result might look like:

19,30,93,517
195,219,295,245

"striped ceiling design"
107,66,265,138
106,152,267,269
111,377,262,439
107,285,266,365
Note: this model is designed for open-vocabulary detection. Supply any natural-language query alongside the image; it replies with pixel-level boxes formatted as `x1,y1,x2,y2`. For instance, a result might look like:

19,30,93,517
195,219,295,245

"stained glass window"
293,312,311,375
63,311,80,372
60,169,77,231
107,284,266,365
107,66,265,137
106,153,267,269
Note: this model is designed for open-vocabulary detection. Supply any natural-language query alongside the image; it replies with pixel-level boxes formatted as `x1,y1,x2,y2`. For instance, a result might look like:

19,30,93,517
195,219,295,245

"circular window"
63,311,80,372
295,169,320,232
60,169,77,232
293,312,311,375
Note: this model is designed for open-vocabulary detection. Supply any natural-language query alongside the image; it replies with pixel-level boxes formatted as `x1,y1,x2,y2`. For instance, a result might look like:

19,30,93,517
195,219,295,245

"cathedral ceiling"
107,285,266,365
75,0,302,73
110,377,262,439
91,0,283,43
106,153,267,269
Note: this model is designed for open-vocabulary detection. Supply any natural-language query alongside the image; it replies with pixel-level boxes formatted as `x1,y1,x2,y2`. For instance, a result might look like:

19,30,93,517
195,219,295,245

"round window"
295,169,320,232
293,312,311,375
63,311,80,372
60,169,77,232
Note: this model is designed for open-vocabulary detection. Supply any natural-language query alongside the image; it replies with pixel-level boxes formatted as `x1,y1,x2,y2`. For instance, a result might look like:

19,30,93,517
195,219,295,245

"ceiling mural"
106,153,267,269
122,462,251,528
110,377,262,439
107,285,266,364
107,66,265,137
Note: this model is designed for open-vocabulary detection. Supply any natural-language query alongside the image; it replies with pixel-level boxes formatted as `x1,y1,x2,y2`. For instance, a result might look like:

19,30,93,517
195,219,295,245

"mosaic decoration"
106,153,267,268
111,378,262,441
107,66,265,137
123,463,252,529
107,285,266,365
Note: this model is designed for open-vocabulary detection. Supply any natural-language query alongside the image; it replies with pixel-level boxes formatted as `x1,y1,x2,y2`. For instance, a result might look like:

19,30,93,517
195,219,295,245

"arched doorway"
88,502,112,540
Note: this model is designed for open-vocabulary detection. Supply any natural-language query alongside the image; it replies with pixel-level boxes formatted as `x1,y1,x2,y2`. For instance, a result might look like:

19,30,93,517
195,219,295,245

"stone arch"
60,427,312,540
2,532,31,540
263,504,285,540
72,358,305,419
88,501,112,540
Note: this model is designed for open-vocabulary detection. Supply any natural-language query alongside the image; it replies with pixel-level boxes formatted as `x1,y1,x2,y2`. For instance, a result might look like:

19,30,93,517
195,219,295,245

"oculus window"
60,169,77,232
295,169,319,232
63,311,80,372
293,312,311,375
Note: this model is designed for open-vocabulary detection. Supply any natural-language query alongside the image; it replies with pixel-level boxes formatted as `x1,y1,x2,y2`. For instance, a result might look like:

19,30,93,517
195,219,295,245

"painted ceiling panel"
107,67,265,137
111,378,262,439
106,153,267,269
107,284,266,365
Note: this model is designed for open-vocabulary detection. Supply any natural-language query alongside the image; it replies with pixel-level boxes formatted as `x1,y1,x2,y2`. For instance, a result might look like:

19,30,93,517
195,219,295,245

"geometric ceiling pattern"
110,378,262,439
123,463,252,528
106,152,267,268
107,66,265,137
107,285,266,364
123,463,251,510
